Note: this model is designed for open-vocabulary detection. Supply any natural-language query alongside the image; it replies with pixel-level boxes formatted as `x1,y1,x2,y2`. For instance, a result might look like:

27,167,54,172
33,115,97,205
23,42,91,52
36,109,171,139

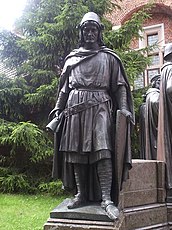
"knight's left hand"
121,109,132,119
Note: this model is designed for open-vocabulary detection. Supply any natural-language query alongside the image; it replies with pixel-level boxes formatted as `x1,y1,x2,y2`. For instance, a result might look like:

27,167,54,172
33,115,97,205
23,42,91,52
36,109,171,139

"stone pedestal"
44,218,123,230
120,159,166,209
44,198,125,230
50,198,112,222
167,203,172,229
44,160,170,230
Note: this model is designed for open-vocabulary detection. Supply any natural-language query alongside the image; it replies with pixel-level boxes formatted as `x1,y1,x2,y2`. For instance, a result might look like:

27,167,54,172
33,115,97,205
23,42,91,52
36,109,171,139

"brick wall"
107,0,172,44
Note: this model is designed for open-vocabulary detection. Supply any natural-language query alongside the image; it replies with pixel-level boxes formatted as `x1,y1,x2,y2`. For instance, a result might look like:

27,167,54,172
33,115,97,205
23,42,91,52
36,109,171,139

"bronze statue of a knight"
157,43,172,200
48,12,134,220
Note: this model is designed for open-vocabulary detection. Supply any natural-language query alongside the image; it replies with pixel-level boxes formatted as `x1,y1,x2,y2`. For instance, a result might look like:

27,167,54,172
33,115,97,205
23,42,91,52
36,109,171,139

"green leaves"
118,48,151,85
104,4,152,50
38,181,67,196
24,77,58,108
0,0,155,186
0,173,30,193
0,30,28,68
83,0,121,15
0,119,53,164
0,75,28,121
10,121,53,162
104,4,153,86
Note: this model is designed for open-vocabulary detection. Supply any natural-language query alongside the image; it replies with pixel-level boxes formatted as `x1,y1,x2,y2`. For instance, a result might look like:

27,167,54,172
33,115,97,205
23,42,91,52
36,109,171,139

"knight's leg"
67,163,88,209
97,158,119,220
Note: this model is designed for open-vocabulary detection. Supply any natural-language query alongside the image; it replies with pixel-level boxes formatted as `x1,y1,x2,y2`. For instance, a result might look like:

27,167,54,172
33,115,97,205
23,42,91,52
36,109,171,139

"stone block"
167,203,172,223
123,189,157,207
123,160,157,192
124,203,168,230
121,160,166,208
44,217,125,230
157,161,166,203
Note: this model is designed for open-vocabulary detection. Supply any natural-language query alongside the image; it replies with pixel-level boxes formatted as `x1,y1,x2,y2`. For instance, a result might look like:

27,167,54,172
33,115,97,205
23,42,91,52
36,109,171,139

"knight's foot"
101,200,119,220
67,196,86,209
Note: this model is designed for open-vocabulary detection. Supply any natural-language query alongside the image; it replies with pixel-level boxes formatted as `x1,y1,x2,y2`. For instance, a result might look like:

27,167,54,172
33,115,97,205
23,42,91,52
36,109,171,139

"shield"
115,110,130,194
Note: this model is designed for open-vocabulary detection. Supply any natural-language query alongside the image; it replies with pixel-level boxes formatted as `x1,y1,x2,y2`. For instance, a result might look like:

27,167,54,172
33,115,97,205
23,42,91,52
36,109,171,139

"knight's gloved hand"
121,109,132,119
55,109,61,118
48,109,61,120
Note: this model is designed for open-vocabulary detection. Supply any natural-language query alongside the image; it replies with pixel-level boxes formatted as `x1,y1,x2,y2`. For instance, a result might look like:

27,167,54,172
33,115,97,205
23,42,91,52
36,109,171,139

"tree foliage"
0,0,147,120
0,30,28,68
0,0,153,189
104,4,152,84
0,74,29,121
0,119,53,165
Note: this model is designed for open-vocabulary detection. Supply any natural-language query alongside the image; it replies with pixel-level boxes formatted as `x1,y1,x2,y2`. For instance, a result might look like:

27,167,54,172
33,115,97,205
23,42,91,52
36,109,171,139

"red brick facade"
107,0,172,87
107,0,172,45
108,0,172,44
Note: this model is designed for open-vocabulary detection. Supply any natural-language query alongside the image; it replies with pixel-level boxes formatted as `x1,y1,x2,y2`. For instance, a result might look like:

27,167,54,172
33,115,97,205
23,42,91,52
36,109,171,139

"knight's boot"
67,164,87,209
98,158,119,220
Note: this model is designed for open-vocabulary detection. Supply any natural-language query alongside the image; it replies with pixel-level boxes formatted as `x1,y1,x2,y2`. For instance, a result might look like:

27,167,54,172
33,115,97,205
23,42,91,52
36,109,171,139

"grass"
0,193,68,230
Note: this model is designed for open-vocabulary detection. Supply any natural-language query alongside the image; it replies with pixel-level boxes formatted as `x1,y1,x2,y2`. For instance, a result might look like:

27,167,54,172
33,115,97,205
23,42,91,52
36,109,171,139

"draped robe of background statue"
145,75,160,160
139,94,146,159
157,43,172,192
48,12,134,220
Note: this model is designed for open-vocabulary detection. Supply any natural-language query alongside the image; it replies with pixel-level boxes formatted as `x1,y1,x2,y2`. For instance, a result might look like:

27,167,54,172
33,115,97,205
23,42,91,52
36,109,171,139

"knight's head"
150,74,161,89
78,12,104,47
164,43,172,61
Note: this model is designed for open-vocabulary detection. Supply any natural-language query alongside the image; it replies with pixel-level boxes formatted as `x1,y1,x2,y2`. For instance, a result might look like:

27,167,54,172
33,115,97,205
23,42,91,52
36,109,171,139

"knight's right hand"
48,109,61,120
55,109,61,118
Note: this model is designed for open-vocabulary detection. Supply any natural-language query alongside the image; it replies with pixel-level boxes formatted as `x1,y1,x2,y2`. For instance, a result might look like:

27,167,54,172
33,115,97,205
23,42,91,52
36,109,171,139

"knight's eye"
83,28,89,32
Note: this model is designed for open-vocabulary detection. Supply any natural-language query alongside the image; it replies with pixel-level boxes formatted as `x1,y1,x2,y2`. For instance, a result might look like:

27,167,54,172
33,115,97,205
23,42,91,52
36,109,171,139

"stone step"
44,203,168,230
123,203,167,229
44,218,123,230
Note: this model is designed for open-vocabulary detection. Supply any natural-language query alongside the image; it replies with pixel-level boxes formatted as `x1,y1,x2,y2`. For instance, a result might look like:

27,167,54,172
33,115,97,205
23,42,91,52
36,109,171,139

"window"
147,69,160,81
138,24,164,87
134,73,144,89
149,54,160,66
147,34,158,46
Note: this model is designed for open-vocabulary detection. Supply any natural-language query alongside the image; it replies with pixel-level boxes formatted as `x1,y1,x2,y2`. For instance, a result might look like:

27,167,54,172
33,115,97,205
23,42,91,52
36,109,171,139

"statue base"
49,198,115,222
44,160,171,230
44,202,167,230
44,199,124,230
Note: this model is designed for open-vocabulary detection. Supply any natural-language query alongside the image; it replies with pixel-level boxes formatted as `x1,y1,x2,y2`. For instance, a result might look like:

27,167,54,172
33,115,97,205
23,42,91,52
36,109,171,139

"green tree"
1,1,152,115
104,4,152,85
0,0,153,190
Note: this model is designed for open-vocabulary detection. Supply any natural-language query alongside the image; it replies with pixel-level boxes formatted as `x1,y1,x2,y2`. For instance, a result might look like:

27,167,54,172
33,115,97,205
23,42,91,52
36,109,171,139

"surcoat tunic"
59,51,127,163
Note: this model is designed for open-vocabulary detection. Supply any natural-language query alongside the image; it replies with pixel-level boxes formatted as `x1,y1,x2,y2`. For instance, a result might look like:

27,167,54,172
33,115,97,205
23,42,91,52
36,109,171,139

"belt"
76,88,107,92
64,97,110,117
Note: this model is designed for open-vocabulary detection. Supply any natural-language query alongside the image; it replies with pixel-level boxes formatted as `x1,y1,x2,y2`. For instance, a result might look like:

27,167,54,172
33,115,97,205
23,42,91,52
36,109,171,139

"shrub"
0,119,53,168
38,180,68,196
0,167,13,176
0,172,30,193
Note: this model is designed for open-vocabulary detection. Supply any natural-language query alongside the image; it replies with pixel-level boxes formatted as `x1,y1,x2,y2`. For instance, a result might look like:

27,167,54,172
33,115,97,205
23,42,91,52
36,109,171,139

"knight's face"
154,79,160,89
82,21,99,44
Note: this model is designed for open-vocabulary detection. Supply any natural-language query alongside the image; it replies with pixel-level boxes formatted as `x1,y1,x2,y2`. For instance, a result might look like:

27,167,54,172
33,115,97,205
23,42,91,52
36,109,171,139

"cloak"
51,46,134,205
139,102,146,159
157,62,172,189
145,88,160,160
